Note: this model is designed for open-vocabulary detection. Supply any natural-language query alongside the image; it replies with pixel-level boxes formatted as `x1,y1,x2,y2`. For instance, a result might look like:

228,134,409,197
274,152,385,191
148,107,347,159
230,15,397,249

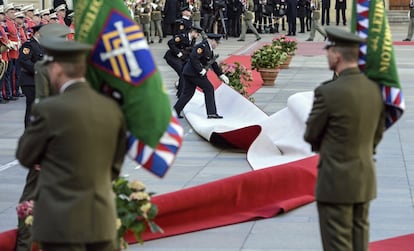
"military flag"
351,0,405,128
73,0,183,177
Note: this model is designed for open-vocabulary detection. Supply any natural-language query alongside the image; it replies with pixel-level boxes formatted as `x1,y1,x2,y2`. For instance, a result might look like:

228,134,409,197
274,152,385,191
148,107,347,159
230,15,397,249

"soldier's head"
14,11,25,25
190,25,203,39
39,9,50,21
39,37,92,91
54,4,66,18
49,12,58,23
21,4,35,18
324,27,364,72
0,6,5,21
206,33,222,49
39,23,71,39
5,3,16,19
181,6,192,18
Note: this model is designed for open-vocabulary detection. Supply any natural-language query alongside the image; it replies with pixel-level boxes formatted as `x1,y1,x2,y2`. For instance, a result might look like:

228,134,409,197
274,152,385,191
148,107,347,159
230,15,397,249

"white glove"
177,52,183,58
200,68,207,76
219,74,229,84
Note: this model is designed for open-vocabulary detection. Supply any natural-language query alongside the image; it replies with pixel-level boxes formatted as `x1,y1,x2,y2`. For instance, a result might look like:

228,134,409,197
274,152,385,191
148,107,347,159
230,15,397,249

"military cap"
180,5,191,12
40,37,92,63
67,11,74,18
39,9,50,16
206,33,222,42
32,24,43,33
190,24,203,33
50,12,58,19
54,4,66,12
0,6,4,14
34,9,40,16
15,11,25,18
324,27,365,49
21,4,35,12
4,3,15,12
39,23,70,37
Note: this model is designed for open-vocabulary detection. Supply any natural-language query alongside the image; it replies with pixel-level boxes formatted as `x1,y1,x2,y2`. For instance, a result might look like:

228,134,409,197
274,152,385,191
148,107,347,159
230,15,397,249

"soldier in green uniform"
16,37,126,251
304,27,385,251
305,0,326,41
237,0,261,41
140,1,152,43
151,0,164,43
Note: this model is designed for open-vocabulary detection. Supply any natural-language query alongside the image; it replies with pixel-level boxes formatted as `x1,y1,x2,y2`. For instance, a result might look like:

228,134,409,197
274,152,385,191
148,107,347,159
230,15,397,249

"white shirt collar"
60,78,86,93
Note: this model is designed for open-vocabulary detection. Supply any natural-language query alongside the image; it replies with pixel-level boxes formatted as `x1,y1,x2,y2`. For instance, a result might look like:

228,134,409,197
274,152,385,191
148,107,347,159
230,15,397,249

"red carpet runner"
126,155,319,242
369,233,414,251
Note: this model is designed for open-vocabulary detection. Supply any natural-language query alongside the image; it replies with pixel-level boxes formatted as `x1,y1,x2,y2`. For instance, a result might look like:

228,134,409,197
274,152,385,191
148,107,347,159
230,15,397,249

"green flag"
73,0,183,177
351,0,405,128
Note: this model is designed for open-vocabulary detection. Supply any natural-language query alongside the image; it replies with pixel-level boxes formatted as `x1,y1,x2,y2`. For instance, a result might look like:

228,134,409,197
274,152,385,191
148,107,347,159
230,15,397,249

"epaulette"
320,79,333,86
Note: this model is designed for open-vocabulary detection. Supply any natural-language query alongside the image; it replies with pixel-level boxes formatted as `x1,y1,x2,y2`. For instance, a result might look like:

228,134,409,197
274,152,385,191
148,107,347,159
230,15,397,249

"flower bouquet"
220,61,254,102
272,35,298,56
113,176,163,249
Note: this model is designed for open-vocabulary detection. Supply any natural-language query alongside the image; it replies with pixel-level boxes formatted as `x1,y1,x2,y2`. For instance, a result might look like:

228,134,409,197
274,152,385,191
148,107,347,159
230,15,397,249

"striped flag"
351,0,405,128
73,0,183,177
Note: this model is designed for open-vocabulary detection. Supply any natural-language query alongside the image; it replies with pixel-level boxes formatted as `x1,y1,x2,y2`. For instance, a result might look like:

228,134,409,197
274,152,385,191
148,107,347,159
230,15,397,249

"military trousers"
405,17,414,40
239,19,261,40
317,201,370,251
150,19,163,41
308,12,326,40
174,74,217,116
40,240,115,251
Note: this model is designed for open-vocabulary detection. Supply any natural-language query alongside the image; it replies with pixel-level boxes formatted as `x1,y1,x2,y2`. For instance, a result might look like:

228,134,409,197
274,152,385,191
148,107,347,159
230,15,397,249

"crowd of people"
125,0,347,41
0,2,74,104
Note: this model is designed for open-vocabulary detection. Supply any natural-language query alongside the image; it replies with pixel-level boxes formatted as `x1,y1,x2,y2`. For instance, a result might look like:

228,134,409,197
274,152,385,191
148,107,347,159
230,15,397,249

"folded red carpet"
208,55,263,95
0,229,17,251
369,233,414,251
124,155,319,243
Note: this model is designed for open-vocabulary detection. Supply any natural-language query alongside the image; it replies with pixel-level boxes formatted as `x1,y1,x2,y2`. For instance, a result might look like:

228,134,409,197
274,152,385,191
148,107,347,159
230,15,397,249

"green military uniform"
34,23,71,101
238,0,261,41
16,37,127,251
306,0,326,41
150,0,164,43
304,27,385,251
140,2,151,42
16,23,72,251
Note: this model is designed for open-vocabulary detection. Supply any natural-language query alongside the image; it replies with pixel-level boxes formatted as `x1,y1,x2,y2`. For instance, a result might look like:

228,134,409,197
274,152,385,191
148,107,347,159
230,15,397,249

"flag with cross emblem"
351,0,405,128
73,0,183,177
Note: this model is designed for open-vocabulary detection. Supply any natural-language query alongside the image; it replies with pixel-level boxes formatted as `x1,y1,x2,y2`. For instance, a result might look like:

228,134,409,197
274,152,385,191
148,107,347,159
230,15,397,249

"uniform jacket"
182,39,223,78
18,37,43,86
304,68,385,204
4,17,19,59
335,0,346,9
0,24,10,61
165,32,195,61
16,82,127,243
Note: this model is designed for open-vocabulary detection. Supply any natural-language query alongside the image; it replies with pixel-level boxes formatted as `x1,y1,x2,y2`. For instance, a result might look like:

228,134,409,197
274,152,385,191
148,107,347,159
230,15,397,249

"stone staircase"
388,10,411,23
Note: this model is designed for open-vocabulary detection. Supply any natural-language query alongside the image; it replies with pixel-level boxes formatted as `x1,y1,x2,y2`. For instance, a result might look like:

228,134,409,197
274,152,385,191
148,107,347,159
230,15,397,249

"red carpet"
393,41,414,46
369,233,414,251
208,55,263,95
126,155,319,243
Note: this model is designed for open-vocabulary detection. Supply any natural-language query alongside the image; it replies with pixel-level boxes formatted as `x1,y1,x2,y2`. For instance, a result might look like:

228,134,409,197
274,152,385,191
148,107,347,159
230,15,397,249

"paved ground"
0,23,413,251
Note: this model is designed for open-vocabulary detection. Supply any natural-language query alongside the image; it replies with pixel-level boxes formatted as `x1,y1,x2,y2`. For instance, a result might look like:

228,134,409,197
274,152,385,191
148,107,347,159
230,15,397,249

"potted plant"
220,61,254,102
272,35,298,69
251,44,288,86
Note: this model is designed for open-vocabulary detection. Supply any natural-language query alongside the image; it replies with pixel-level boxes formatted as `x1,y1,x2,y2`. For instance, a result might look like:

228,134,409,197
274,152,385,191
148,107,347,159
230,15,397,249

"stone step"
388,10,411,23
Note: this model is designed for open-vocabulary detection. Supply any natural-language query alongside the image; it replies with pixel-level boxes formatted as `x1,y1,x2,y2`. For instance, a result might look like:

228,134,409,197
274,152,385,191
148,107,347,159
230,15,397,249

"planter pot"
280,55,293,69
258,68,280,86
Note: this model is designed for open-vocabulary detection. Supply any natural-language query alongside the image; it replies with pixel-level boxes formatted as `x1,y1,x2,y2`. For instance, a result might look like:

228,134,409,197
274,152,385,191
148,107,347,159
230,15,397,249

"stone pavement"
0,24,413,251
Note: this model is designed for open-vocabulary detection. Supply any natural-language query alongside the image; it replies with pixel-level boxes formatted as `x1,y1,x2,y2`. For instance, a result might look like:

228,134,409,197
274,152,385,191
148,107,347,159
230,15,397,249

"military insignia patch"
197,48,203,54
175,37,181,42
22,47,30,55
90,11,156,86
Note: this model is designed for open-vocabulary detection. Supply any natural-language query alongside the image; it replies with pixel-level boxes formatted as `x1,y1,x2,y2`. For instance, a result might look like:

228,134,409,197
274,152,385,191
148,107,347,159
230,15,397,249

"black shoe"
0,99,8,104
403,38,411,41
159,38,163,43
255,37,262,41
299,31,305,33
305,38,313,41
207,114,223,119
237,39,245,41
5,96,17,101
174,107,183,118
